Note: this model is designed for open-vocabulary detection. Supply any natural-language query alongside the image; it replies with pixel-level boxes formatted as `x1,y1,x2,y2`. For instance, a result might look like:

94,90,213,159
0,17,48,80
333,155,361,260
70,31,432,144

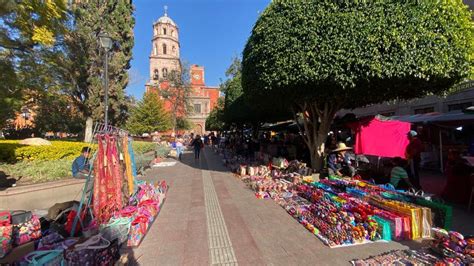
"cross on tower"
164,5,168,16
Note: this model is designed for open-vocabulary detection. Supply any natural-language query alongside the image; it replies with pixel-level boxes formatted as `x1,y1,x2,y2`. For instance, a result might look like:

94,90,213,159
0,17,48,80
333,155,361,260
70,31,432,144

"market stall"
219,146,471,264
0,124,168,264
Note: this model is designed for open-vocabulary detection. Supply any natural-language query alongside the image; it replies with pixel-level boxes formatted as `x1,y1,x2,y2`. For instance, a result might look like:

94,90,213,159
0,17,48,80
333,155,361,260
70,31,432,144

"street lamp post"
98,32,113,128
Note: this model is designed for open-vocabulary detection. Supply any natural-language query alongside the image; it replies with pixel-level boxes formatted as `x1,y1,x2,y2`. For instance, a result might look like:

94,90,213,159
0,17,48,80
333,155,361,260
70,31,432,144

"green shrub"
0,140,95,162
15,141,96,161
0,141,22,162
0,140,158,163
156,145,171,157
131,141,156,155
0,159,72,183
0,140,163,183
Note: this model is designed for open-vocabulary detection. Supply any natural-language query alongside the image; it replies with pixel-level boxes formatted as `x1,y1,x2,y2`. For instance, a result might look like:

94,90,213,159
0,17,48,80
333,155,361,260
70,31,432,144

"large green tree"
0,0,68,128
156,61,192,133
126,91,172,135
55,0,135,141
222,57,291,127
34,92,84,134
206,98,225,131
242,0,473,170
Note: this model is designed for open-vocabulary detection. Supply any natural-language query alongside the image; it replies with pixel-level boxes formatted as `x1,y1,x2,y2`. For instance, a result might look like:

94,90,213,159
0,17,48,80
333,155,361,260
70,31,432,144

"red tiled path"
127,148,409,265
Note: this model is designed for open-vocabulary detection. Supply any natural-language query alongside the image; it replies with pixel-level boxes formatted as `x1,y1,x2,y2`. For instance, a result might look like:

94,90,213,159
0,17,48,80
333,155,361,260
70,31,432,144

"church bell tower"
148,6,181,86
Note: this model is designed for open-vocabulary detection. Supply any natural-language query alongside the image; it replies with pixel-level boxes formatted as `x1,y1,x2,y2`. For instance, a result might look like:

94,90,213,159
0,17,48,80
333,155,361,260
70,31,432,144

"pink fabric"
353,118,410,158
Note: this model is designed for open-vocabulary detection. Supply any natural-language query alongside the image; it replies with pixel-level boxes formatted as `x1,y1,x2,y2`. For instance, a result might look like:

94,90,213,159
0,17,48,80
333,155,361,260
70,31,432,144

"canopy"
390,111,474,127
350,117,411,158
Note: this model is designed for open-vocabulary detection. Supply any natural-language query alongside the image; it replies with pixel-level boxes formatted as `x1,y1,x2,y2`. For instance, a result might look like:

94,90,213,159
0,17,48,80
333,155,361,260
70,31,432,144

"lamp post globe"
98,32,113,51
98,32,113,128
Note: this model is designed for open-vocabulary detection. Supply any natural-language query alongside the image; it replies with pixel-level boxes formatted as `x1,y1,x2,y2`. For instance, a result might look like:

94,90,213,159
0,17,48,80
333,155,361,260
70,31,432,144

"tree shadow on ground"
160,146,231,173
0,171,20,191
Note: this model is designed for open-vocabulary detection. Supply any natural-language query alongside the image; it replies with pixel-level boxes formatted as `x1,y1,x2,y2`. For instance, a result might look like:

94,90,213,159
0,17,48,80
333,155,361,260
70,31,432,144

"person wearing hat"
406,130,423,189
327,142,355,177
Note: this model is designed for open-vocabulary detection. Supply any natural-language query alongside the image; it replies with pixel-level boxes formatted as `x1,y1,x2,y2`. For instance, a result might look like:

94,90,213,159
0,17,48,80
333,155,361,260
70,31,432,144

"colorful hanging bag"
12,214,41,246
0,224,12,258
100,217,131,244
20,250,64,266
0,211,12,258
64,234,110,266
94,238,120,266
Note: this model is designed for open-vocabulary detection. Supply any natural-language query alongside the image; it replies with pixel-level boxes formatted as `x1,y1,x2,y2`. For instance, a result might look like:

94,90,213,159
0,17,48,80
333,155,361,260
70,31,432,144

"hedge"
131,141,157,155
0,140,158,162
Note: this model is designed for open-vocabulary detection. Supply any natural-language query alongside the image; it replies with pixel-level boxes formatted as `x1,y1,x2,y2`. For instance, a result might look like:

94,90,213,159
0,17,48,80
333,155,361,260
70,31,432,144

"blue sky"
127,0,270,99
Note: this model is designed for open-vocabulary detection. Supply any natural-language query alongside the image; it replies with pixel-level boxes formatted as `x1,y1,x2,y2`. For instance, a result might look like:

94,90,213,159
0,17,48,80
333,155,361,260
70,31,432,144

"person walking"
176,137,184,161
190,135,203,160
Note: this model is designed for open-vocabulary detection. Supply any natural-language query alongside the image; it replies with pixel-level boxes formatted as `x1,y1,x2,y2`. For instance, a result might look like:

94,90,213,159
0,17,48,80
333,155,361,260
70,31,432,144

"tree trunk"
84,117,93,142
295,102,337,172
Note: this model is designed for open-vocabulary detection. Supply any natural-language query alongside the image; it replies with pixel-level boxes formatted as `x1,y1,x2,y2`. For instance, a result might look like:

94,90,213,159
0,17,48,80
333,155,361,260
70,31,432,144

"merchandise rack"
70,122,130,237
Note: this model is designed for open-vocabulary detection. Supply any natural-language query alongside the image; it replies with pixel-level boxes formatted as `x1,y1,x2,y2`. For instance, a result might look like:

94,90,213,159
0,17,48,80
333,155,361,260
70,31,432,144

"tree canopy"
206,98,225,131
222,57,291,126
60,0,135,127
243,0,472,107
0,0,68,128
126,91,172,135
242,0,473,169
157,61,192,132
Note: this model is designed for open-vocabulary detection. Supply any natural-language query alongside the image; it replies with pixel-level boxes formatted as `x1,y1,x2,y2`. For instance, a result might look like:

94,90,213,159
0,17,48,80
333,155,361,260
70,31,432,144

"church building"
145,7,220,135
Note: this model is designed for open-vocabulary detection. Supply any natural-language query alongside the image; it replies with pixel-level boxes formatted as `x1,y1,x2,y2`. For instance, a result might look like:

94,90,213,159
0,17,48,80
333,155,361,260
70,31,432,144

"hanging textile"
93,134,123,224
117,138,129,204
123,137,134,195
351,117,411,158
108,135,123,212
93,135,106,223
128,138,138,191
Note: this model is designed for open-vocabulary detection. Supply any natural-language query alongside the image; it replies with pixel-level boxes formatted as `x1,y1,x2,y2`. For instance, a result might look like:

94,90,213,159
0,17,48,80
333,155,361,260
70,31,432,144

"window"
172,46,176,54
162,43,167,54
171,30,174,37
414,106,434,114
448,102,472,112
153,69,159,80
194,104,201,114
163,28,167,35
162,68,168,78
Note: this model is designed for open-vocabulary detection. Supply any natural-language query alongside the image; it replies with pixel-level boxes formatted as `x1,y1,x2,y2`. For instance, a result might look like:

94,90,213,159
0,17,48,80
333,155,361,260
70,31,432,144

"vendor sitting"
72,147,91,178
389,157,413,190
327,142,355,177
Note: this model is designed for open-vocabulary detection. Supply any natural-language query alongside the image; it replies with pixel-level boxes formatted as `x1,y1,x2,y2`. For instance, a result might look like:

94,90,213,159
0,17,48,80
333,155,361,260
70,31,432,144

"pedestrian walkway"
126,148,411,265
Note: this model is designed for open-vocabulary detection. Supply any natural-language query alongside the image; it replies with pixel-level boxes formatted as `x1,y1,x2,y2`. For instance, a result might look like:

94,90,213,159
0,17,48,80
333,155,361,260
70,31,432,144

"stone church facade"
145,8,219,135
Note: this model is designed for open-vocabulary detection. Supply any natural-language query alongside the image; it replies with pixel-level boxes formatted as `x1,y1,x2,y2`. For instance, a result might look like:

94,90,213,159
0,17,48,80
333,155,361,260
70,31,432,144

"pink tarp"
352,117,411,158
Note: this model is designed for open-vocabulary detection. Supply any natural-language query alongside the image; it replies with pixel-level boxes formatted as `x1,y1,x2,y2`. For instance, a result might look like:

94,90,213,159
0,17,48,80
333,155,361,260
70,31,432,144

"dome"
157,15,176,26
155,6,177,27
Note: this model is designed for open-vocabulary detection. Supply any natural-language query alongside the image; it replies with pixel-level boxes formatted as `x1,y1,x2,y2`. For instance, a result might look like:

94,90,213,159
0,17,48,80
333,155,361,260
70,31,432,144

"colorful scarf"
123,137,134,195
93,134,123,224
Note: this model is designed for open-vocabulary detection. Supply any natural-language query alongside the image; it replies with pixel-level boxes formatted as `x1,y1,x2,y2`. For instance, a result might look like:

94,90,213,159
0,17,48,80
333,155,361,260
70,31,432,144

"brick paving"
126,148,464,265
